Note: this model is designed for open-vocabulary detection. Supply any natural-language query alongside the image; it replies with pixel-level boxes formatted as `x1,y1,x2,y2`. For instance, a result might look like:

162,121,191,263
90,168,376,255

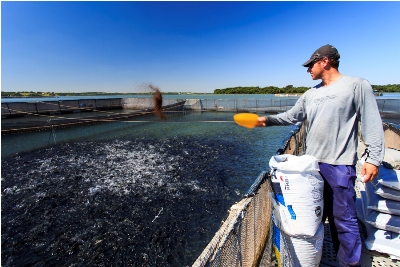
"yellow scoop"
233,113,259,128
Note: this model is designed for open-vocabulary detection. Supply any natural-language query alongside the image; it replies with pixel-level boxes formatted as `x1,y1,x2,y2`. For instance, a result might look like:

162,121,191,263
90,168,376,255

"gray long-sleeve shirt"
267,75,384,166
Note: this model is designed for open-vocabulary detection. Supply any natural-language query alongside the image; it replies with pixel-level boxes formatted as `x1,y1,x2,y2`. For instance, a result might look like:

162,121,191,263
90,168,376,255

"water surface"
1,111,291,266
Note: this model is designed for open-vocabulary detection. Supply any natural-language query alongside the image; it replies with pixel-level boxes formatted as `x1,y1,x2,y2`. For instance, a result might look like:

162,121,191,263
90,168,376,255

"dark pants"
319,163,361,267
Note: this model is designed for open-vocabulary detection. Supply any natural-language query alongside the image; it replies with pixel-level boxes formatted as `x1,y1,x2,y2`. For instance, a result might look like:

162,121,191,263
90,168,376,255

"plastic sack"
373,182,400,202
364,223,400,260
356,188,400,260
365,210,400,234
269,154,324,237
372,164,400,191
273,217,324,267
357,180,400,233
365,181,400,216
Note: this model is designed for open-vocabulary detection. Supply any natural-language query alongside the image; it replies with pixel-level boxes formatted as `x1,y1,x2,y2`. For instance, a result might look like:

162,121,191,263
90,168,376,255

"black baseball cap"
302,44,340,67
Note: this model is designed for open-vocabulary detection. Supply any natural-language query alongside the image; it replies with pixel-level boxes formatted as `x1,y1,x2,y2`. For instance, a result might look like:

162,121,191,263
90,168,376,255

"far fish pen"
1,99,185,134
2,98,399,134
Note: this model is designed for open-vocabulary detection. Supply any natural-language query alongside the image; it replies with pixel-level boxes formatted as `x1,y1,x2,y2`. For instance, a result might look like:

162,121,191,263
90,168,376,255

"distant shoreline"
1,92,211,98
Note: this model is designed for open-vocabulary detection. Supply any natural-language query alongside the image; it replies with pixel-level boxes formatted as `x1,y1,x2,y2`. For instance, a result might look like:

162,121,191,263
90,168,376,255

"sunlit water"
1,111,291,266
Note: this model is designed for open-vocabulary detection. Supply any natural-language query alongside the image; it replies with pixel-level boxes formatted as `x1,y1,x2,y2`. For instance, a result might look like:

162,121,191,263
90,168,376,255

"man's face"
307,58,326,80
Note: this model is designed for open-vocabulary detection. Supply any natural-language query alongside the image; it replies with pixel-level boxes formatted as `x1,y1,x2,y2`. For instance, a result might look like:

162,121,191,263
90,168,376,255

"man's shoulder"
339,75,374,95
302,86,316,97
303,82,322,94
341,75,370,84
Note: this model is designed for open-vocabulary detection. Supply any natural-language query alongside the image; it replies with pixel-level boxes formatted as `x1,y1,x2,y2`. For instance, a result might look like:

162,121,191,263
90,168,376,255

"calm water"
1,111,291,266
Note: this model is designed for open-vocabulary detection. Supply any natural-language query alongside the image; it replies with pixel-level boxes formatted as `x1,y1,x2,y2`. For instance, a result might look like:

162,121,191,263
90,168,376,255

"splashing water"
1,137,252,266
1,111,292,266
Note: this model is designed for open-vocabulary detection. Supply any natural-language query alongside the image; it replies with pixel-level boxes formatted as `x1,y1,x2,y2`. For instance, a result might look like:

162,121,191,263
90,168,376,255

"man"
257,44,384,266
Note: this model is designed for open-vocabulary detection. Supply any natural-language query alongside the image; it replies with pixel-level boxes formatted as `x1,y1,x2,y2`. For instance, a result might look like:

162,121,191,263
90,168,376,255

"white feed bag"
269,154,324,237
273,219,324,267
356,193,400,260
365,181,400,216
372,164,400,191
364,224,400,260
269,154,321,173
365,210,400,234
373,183,400,202
358,180,400,234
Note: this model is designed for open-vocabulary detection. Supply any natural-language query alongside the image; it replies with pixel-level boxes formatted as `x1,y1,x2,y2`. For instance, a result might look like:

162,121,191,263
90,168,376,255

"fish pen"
187,98,400,115
183,98,299,113
1,98,186,134
3,98,399,134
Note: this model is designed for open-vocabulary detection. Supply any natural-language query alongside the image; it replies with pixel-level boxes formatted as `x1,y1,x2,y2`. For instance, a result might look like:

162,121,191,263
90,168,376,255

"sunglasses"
308,58,324,68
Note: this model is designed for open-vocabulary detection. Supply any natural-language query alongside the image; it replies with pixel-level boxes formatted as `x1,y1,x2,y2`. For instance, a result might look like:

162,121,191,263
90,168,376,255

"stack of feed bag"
356,148,400,260
269,154,325,267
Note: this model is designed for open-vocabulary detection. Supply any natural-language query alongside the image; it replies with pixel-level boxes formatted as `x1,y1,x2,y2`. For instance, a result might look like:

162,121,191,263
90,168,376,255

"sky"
1,1,400,94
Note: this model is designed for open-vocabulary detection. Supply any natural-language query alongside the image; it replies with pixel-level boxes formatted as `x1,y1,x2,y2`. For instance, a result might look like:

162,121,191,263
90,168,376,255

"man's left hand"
361,162,379,183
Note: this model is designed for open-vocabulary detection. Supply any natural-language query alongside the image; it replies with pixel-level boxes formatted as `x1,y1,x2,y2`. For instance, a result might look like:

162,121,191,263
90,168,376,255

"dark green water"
1,111,291,266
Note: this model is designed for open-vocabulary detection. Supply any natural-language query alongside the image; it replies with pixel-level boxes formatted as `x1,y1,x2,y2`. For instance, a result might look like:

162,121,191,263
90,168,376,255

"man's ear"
322,58,330,69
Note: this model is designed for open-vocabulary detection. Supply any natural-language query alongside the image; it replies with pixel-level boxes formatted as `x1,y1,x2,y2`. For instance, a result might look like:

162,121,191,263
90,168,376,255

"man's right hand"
361,162,379,183
256,116,267,127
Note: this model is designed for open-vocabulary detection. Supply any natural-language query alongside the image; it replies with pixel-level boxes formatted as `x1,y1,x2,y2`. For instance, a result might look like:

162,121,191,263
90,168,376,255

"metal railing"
183,99,299,113
376,99,400,114
183,99,400,115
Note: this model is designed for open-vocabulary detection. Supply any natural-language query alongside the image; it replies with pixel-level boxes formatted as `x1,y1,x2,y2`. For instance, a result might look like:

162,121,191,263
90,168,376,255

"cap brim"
302,58,314,67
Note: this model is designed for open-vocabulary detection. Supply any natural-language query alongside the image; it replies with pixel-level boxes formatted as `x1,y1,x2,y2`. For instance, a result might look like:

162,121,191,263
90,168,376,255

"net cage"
183,99,299,113
192,171,275,267
3,98,398,134
192,123,306,267
183,98,400,114
3,98,399,117
1,99,186,134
